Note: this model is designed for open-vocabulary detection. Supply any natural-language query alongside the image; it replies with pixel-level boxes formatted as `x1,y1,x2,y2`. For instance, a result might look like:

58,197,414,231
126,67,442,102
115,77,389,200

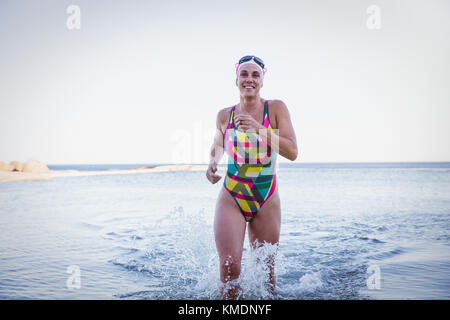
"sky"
0,0,449,164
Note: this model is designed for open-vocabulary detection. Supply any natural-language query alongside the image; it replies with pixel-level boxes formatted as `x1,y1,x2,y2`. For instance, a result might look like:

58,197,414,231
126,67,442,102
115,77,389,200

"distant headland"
0,159,213,183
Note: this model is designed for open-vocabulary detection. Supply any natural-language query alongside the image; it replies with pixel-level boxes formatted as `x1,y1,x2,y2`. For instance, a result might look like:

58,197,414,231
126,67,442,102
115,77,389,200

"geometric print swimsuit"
223,100,278,222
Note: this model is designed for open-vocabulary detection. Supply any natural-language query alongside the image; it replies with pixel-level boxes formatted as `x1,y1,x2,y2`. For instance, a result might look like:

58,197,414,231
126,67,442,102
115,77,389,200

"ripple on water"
366,248,408,261
356,236,386,244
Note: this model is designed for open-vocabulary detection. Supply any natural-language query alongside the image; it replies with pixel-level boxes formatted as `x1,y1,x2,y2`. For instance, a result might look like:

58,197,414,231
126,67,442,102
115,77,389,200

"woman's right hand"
206,163,222,184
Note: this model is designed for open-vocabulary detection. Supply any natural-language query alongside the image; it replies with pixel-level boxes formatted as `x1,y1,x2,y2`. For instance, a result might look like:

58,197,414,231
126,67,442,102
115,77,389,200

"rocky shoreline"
0,159,218,183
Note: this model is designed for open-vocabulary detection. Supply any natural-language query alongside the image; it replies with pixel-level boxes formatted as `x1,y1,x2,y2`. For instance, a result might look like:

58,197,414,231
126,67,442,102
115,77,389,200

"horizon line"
45,161,450,165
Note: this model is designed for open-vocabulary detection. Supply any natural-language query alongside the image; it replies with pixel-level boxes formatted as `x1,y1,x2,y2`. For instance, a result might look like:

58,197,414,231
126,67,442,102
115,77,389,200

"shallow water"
0,164,449,299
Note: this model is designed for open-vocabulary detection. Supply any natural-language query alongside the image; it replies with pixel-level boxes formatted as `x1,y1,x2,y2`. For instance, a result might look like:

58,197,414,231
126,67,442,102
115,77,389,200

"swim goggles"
235,55,267,76
238,55,265,69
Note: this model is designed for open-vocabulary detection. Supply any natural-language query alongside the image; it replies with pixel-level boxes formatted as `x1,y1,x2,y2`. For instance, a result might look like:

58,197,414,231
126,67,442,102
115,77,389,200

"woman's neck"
238,96,264,113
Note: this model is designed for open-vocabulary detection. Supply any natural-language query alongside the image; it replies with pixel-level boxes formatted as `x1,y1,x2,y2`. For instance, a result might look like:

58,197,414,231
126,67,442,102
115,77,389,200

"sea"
0,162,449,299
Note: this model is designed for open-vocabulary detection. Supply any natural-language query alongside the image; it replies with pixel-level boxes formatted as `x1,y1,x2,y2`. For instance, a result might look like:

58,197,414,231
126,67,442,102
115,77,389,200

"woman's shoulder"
217,105,235,123
266,99,290,129
267,99,290,116
216,105,235,131
267,99,288,111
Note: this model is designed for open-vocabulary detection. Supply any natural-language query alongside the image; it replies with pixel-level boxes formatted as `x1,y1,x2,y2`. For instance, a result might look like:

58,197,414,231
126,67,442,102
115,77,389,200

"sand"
0,164,224,183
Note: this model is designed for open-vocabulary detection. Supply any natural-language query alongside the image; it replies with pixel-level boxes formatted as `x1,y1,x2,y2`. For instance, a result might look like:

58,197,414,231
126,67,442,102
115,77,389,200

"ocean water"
0,163,449,299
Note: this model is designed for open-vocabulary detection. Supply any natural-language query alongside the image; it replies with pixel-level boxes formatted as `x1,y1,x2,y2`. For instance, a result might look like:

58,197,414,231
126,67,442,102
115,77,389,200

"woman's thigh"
248,191,281,247
214,188,247,262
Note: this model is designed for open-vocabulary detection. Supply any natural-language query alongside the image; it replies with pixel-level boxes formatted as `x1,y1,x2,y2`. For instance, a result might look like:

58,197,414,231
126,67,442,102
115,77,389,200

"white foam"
278,272,324,296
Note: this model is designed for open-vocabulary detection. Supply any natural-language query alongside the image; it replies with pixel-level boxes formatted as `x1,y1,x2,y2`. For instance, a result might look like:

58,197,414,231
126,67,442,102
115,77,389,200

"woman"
206,55,298,299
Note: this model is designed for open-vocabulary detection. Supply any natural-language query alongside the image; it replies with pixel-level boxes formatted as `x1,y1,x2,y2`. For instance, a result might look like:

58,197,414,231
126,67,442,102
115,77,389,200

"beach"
0,164,216,183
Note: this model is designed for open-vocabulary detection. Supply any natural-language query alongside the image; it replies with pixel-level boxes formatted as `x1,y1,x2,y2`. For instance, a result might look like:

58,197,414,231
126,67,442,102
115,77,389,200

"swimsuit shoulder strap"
263,100,272,129
226,105,236,129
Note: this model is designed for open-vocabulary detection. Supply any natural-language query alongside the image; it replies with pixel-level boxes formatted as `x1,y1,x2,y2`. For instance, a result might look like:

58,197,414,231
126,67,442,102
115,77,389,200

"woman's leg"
248,191,281,293
214,188,247,299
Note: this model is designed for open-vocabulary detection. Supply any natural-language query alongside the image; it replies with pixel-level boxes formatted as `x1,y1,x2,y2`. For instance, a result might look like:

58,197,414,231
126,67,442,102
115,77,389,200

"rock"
21,159,51,173
0,161,14,172
9,161,23,172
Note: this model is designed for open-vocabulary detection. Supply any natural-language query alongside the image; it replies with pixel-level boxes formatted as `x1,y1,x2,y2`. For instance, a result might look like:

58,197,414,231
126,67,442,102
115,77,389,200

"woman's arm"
258,100,298,161
206,109,227,184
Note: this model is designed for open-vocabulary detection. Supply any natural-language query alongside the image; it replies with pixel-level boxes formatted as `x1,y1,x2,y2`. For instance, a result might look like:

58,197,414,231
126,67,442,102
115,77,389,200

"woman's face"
236,63,263,98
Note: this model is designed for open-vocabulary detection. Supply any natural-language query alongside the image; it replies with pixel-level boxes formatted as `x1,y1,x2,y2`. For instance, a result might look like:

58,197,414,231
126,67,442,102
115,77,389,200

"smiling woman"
206,55,298,299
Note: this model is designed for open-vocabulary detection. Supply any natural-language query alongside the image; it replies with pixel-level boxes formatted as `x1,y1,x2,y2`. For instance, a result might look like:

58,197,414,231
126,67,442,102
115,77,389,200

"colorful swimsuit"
223,100,278,222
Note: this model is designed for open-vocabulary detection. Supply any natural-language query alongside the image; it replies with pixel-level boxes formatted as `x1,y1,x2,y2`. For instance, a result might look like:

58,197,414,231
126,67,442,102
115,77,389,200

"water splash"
276,271,325,299
112,206,291,299
238,241,285,300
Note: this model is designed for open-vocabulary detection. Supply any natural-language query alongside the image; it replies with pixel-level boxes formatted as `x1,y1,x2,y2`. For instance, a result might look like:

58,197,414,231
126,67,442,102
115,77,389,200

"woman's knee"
219,255,241,282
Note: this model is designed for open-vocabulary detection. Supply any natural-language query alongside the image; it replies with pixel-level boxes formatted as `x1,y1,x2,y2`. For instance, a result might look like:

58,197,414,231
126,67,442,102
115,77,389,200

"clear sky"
0,0,449,164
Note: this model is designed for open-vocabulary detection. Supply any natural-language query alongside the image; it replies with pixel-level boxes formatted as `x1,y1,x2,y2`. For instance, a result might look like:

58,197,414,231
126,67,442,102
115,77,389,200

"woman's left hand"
234,114,264,132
